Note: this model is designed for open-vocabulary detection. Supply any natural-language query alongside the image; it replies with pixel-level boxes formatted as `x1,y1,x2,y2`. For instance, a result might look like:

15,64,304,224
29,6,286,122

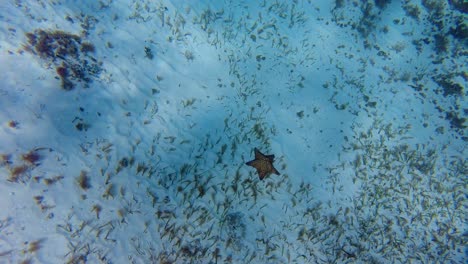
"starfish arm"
266,154,275,162
258,170,268,180
256,148,271,160
246,160,262,168
272,166,280,175
253,148,261,159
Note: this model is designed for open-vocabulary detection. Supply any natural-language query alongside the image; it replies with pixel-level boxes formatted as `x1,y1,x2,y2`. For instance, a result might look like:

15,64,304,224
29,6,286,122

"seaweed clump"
21,150,42,165
434,75,464,97
24,29,102,90
25,30,81,59
448,0,468,14
3,149,45,183
445,111,466,131
402,3,421,20
76,170,92,190
449,20,468,41
374,0,391,9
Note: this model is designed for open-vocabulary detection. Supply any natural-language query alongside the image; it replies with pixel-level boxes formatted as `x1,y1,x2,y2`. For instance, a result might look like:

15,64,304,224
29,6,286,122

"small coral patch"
23,29,102,90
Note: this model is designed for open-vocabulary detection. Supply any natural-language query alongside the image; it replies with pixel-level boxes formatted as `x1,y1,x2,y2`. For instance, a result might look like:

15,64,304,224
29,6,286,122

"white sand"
0,0,466,263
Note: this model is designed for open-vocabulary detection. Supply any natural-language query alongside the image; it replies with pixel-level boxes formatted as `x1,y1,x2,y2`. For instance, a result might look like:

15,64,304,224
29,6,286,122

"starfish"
245,148,280,180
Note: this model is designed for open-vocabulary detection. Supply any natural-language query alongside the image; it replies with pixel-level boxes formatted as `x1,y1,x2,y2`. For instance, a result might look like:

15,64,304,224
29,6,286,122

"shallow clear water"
0,0,466,263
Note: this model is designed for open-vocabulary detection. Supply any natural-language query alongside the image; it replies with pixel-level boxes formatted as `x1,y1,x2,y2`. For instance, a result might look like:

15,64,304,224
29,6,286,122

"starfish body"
246,148,280,180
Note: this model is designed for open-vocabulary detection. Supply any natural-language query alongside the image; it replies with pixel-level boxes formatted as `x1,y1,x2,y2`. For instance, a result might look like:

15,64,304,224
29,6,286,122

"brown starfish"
245,148,280,180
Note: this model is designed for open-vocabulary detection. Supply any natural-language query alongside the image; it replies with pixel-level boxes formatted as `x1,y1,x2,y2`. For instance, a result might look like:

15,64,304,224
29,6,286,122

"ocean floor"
0,0,466,263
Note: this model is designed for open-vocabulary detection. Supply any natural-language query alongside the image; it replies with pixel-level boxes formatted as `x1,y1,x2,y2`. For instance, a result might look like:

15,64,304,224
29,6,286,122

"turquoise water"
0,0,466,263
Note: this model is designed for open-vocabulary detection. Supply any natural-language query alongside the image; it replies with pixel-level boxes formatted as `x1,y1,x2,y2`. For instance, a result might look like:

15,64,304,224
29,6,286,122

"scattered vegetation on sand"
43,175,65,186
8,165,30,183
21,150,42,165
8,120,19,128
3,149,48,183
76,170,92,190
